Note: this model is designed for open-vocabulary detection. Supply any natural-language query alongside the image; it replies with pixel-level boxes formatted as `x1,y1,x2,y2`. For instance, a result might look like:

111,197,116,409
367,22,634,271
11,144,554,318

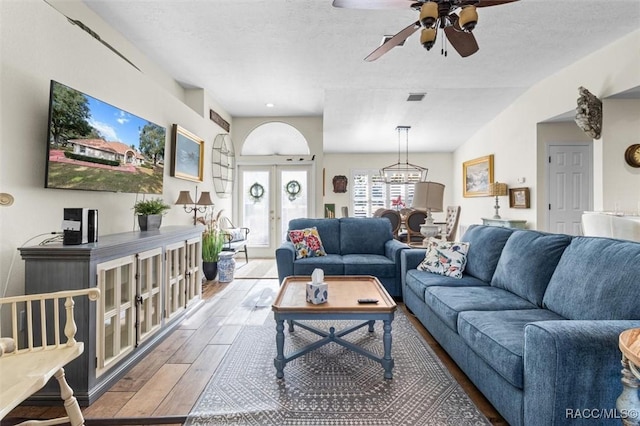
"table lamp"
488,182,508,219
412,181,445,225
175,187,214,224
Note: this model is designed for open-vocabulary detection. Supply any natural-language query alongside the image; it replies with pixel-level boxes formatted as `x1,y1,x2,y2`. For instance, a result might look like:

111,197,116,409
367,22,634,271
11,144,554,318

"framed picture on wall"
463,155,494,197
509,187,530,208
324,203,336,218
171,124,204,182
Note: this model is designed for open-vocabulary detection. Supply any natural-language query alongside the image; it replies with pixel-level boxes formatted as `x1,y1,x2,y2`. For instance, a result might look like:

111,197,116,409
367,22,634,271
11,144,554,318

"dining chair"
379,209,402,238
398,210,428,244
435,206,461,241
373,208,386,217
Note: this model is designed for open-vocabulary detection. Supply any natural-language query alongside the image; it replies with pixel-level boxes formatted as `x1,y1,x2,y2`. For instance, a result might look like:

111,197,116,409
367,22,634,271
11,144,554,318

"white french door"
238,165,312,258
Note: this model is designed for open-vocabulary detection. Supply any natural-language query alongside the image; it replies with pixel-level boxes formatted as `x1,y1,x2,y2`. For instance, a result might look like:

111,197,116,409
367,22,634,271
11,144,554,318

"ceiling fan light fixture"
419,2,438,28
420,28,437,50
458,6,478,32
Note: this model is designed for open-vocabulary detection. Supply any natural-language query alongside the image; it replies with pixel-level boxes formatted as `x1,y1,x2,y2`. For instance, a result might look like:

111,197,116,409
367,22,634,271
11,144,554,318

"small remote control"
357,298,378,304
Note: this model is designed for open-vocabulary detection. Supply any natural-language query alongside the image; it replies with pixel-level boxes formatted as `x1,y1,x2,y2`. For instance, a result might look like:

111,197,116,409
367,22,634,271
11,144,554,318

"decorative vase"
202,261,218,281
217,253,236,283
138,214,162,231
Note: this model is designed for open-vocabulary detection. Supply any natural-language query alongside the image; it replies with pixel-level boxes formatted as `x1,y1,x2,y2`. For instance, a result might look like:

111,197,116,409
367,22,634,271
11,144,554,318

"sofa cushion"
288,218,341,254
543,237,640,320
288,227,327,259
405,269,488,303
340,217,392,255
342,254,395,278
418,238,469,279
461,225,515,283
426,286,537,332
457,309,565,389
292,254,344,276
491,230,572,306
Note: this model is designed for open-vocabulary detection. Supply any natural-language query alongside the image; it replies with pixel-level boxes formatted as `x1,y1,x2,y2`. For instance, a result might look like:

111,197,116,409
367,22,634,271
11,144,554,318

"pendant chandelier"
380,126,428,184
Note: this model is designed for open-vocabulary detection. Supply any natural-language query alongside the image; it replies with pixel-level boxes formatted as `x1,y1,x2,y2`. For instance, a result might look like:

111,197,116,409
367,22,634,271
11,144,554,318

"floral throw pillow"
288,227,327,259
417,238,470,279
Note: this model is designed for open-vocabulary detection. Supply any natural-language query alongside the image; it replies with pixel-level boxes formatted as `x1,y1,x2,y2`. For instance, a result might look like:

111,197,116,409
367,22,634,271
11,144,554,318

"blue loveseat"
276,217,408,297
401,224,640,425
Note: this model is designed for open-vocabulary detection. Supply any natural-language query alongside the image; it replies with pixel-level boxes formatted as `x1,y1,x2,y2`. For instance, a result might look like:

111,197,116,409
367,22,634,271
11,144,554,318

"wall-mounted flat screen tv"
45,80,166,193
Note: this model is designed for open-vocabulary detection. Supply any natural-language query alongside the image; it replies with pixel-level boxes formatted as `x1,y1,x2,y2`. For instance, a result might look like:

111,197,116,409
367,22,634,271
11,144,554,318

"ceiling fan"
332,0,519,61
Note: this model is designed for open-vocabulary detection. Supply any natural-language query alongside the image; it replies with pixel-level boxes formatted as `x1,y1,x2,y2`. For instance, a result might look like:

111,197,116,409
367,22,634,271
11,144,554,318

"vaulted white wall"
453,30,640,231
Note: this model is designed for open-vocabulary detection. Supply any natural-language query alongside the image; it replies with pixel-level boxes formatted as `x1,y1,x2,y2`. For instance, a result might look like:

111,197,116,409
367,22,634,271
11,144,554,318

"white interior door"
547,143,593,235
238,165,311,258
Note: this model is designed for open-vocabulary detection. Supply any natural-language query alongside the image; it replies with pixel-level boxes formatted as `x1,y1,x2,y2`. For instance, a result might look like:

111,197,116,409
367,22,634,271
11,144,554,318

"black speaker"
63,208,98,245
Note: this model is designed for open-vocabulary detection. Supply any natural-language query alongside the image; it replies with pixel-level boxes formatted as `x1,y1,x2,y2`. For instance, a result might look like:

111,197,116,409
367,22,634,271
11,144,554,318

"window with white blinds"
351,169,417,217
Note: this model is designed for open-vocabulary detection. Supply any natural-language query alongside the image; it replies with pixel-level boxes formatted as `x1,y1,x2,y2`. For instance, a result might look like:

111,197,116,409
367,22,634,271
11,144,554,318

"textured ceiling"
83,0,640,153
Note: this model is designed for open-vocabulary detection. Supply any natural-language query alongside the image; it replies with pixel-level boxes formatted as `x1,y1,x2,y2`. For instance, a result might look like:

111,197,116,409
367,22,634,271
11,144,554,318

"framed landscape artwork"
171,124,204,182
463,155,494,197
509,187,530,208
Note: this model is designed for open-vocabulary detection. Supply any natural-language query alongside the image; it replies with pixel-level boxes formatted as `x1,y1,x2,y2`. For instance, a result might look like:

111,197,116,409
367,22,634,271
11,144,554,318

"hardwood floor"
4,260,507,426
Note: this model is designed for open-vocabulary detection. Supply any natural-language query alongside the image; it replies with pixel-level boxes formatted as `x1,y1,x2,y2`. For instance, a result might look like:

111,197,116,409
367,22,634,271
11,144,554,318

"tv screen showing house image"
45,80,166,194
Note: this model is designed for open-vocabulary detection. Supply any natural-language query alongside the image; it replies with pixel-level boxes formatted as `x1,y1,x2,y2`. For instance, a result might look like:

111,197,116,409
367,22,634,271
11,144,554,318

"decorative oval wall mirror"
212,134,235,197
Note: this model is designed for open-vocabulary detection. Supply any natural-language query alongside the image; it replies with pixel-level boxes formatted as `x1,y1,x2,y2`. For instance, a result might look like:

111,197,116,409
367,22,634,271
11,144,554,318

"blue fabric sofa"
401,224,640,426
276,217,409,297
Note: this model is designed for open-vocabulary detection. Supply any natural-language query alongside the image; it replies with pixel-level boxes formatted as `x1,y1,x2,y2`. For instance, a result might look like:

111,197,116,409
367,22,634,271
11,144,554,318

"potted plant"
133,197,170,231
198,210,225,281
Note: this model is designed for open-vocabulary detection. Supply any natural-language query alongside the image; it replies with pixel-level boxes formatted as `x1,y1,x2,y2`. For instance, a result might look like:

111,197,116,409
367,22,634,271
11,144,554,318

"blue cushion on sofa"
461,225,515,283
292,254,344,276
457,309,565,389
426,286,537,332
491,230,572,306
288,218,340,254
405,269,488,303
340,217,392,255
543,237,640,320
342,254,395,277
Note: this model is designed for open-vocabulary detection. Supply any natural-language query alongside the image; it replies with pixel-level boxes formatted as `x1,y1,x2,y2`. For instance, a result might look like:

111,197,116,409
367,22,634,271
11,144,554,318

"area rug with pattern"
186,311,490,426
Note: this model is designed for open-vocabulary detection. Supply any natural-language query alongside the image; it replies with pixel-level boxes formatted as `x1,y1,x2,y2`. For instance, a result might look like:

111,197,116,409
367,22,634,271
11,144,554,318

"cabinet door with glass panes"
96,255,136,377
136,248,163,343
165,241,187,321
184,236,202,305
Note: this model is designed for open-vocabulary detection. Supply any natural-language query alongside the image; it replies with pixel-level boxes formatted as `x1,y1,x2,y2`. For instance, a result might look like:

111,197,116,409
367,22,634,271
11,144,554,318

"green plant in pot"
133,197,170,231
198,210,225,281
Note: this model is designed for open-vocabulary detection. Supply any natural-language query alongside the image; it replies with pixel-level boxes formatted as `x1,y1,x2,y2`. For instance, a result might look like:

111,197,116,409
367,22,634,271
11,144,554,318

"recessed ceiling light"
266,103,275,108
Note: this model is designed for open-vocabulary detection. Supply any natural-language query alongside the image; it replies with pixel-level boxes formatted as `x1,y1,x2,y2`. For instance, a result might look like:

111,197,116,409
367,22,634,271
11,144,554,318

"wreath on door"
249,182,265,202
285,180,302,201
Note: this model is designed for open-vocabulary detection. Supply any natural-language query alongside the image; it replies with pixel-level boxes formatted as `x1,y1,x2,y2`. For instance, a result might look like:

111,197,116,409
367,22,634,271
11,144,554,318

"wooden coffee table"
272,275,397,379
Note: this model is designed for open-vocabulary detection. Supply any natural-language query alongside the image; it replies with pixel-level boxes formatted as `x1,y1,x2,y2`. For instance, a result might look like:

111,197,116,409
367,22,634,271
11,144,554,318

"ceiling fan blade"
364,21,421,62
443,26,479,57
474,0,520,7
332,0,413,10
